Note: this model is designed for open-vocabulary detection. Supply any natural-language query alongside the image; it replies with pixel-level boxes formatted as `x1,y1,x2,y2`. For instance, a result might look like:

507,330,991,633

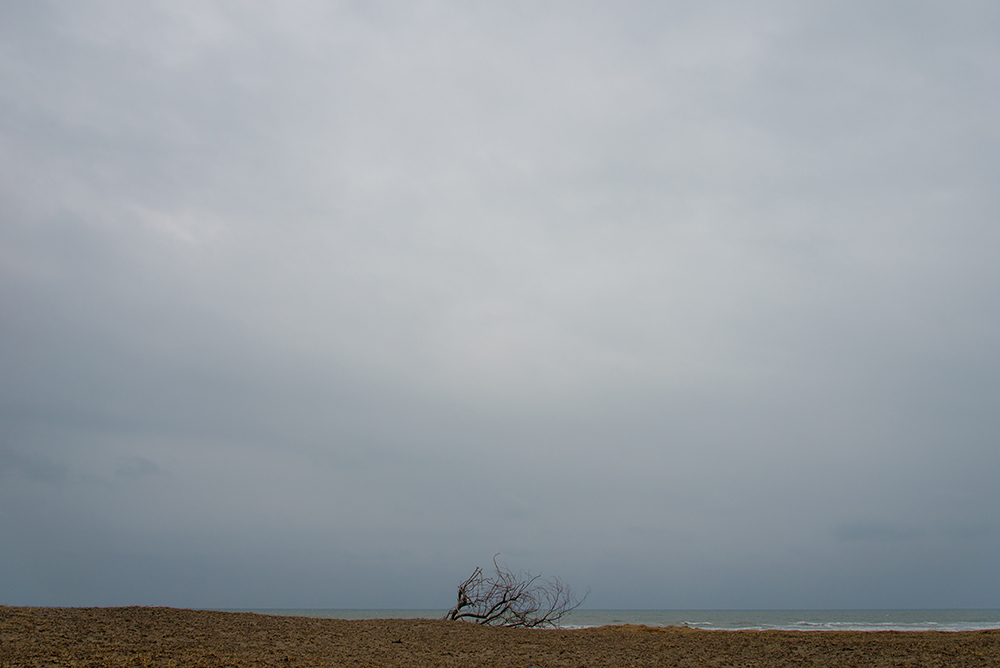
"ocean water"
232,609,1000,632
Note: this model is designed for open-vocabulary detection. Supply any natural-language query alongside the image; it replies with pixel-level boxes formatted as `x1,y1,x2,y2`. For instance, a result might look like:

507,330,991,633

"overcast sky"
2,1,999,610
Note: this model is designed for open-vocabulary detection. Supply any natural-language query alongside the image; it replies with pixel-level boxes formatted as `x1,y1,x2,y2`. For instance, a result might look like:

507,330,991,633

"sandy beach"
3,605,999,667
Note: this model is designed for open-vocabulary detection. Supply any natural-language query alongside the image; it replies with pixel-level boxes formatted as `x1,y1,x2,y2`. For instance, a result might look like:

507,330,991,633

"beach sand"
3,605,998,667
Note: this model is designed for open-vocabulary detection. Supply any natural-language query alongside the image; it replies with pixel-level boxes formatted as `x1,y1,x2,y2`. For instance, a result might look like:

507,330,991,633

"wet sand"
3,605,998,667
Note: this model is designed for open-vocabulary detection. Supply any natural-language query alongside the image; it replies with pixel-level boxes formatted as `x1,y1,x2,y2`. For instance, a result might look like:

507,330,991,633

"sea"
230,609,1000,632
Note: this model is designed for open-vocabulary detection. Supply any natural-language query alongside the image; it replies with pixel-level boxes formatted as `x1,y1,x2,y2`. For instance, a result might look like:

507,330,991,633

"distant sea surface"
228,609,1000,632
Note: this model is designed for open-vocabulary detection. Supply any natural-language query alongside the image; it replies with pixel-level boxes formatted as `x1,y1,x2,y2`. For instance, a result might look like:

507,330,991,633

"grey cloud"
0,446,70,485
1,0,999,609
833,522,925,543
115,456,162,479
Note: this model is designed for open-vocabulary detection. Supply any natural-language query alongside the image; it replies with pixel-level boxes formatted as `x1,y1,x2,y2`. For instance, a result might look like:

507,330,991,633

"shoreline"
4,605,999,666
221,607,1000,632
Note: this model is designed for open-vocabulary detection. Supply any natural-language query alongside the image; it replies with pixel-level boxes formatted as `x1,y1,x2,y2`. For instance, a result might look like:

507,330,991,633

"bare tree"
445,554,586,628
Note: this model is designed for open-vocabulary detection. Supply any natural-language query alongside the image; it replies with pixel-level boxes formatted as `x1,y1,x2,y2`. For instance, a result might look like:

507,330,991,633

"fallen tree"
445,554,586,628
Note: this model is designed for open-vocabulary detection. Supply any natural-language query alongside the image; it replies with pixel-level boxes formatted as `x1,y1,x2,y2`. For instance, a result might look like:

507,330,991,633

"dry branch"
445,554,586,628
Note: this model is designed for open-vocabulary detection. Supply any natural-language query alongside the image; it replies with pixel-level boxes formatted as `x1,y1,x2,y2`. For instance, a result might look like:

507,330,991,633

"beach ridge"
3,605,1000,667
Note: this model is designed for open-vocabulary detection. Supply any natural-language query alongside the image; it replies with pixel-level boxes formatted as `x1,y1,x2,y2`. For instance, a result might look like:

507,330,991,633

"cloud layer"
2,1,999,609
